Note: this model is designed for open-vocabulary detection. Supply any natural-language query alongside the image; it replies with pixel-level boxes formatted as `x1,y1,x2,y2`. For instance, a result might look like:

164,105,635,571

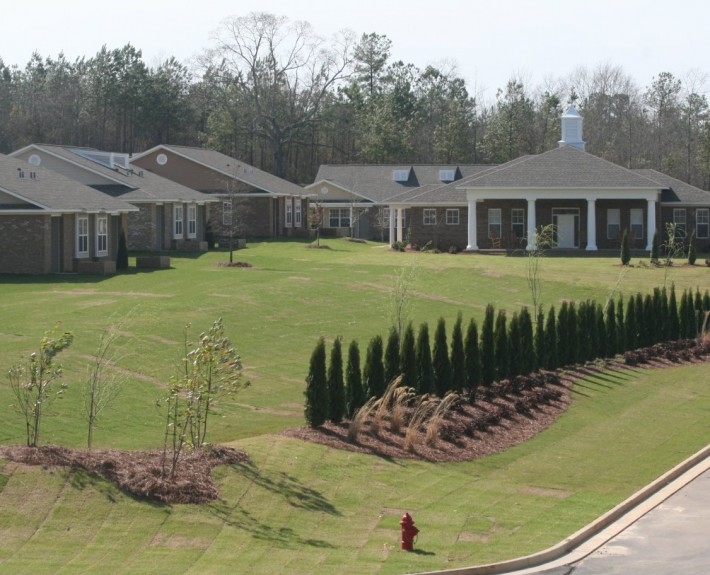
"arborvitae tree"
304,337,328,427
659,287,670,342
595,304,606,359
620,228,631,265
400,322,417,389
642,294,654,347
543,305,557,369
616,296,626,353
363,334,385,399
625,294,639,350
605,298,617,357
519,306,535,374
652,288,665,343
327,338,346,424
651,229,660,263
116,227,129,270
345,340,365,418
507,312,522,378
415,322,434,395
534,305,545,371
668,284,680,340
694,288,704,335
556,302,569,367
704,290,710,314
384,326,401,385
464,318,481,397
449,313,465,393
634,293,644,346
481,304,496,387
432,317,451,396
567,301,579,365
494,309,509,380
577,301,591,362
679,289,696,339
688,229,697,265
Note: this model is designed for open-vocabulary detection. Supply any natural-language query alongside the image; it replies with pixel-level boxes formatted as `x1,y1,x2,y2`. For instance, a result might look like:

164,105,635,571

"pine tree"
304,337,328,427
400,322,417,389
620,228,631,265
363,334,385,399
327,338,346,424
464,318,481,398
494,309,509,380
345,340,364,418
543,305,557,369
480,304,496,387
449,314,465,393
519,306,535,375
432,317,451,396
415,323,434,395
384,326,401,385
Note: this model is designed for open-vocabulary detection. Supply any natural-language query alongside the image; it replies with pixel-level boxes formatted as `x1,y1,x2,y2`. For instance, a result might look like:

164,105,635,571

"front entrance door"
557,214,576,248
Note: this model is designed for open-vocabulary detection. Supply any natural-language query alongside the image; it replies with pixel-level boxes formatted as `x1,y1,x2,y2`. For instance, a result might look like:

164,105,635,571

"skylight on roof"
439,169,456,182
393,169,410,182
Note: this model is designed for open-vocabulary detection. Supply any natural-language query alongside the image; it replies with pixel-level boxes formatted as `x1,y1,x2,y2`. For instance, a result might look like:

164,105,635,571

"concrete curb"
413,444,710,575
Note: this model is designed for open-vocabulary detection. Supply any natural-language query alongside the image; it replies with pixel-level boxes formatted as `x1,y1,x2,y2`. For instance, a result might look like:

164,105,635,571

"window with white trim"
673,208,687,238
76,215,89,257
96,215,108,256
285,201,293,227
607,208,620,239
295,200,302,226
329,208,350,228
174,204,184,238
630,208,643,241
222,200,232,226
511,208,525,238
187,205,197,238
697,208,709,239
439,169,456,182
488,208,502,238
446,208,459,225
423,208,437,225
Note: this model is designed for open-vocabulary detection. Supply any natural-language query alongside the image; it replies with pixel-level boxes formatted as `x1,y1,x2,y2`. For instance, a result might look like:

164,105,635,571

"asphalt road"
534,468,710,575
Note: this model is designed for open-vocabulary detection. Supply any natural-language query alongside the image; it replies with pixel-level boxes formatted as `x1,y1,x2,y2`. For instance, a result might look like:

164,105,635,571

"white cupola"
559,105,585,151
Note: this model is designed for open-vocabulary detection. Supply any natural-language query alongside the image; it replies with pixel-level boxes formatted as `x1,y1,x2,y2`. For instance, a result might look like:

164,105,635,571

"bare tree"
203,12,355,178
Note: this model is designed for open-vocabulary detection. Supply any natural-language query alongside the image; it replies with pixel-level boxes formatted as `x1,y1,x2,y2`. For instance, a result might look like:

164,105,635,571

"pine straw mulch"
0,339,707,504
284,338,710,463
0,444,248,505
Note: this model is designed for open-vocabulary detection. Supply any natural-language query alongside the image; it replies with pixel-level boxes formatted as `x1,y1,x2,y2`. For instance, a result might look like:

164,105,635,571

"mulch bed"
1,338,707,503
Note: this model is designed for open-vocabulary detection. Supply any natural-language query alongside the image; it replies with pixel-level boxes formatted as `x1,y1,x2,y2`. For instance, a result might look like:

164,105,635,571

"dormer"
439,168,457,182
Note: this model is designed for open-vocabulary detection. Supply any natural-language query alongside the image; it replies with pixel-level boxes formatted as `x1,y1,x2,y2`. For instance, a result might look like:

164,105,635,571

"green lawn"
0,239,709,574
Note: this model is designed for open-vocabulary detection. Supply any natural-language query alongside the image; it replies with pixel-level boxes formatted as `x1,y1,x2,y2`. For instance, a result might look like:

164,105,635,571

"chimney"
559,105,585,151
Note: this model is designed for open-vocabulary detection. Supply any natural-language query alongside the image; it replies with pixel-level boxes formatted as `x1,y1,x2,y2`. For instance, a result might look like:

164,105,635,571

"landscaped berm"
1,242,710,575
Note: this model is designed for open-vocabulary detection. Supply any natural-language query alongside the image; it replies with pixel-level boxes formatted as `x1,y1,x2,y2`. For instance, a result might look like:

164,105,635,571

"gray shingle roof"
0,154,137,213
311,164,491,203
457,146,661,189
13,145,215,204
135,145,307,197
634,169,710,205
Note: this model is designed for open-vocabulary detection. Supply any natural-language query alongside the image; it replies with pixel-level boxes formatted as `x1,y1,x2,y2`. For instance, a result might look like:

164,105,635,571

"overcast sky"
3,0,709,102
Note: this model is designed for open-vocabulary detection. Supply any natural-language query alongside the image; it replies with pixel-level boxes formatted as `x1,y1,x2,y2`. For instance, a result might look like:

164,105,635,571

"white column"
396,207,404,244
466,199,478,250
646,199,656,251
586,198,598,251
526,199,537,251
389,207,395,247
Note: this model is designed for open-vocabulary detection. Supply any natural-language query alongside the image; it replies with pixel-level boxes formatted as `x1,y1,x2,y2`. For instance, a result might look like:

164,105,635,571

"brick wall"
0,215,51,274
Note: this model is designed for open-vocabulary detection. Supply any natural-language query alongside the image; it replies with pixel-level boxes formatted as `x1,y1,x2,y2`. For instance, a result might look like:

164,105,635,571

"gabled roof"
456,146,660,190
10,144,215,204
309,164,491,203
132,145,306,197
634,169,710,205
0,154,137,214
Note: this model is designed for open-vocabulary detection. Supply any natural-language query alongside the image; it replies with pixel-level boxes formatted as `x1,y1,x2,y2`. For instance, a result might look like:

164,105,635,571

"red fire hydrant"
400,512,419,551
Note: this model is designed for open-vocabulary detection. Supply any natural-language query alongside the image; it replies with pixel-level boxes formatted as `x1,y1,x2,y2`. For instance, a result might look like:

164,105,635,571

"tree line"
2,12,710,188
305,286,710,428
